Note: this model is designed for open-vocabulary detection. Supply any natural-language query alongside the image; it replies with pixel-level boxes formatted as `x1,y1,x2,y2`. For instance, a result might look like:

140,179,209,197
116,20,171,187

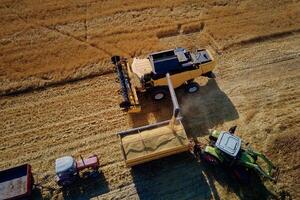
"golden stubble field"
0,0,299,199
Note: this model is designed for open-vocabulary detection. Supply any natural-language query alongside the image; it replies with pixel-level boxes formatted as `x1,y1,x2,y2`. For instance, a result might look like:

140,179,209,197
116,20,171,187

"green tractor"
197,126,279,182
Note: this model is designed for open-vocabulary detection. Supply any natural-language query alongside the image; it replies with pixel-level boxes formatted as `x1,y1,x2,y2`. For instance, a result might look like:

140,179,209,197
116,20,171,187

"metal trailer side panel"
119,120,189,167
126,145,189,167
0,164,32,200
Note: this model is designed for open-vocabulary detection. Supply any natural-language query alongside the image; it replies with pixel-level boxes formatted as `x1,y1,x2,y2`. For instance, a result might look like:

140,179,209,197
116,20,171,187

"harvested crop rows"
1,0,300,199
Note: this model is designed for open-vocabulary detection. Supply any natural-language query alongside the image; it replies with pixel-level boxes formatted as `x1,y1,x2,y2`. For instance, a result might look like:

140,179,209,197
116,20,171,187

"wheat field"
0,0,300,199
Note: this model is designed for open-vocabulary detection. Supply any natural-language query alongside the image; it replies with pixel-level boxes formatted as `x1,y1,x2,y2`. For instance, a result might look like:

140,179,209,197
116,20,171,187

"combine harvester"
113,47,215,167
112,47,216,113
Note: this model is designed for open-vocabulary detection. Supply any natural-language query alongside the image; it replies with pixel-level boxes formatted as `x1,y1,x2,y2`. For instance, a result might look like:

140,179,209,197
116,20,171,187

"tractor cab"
55,156,77,186
215,132,241,157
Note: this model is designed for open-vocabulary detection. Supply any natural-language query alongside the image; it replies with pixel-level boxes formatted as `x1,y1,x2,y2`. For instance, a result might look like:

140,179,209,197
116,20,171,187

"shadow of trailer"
0,164,33,200
117,73,190,167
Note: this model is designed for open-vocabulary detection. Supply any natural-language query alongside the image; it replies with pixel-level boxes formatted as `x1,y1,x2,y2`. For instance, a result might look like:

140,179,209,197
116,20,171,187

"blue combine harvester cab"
148,47,212,76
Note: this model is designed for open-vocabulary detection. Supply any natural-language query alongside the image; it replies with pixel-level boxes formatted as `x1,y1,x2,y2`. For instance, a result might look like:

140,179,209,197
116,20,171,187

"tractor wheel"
151,88,167,101
185,82,199,93
232,166,251,184
202,153,220,166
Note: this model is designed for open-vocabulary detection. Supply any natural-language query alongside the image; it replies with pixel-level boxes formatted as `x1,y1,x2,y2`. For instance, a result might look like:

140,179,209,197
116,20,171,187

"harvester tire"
119,101,131,109
185,82,199,93
151,88,167,101
205,71,216,79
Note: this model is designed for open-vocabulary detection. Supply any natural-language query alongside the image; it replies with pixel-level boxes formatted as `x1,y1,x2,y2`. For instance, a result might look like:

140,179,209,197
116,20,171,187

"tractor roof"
55,156,76,174
215,132,241,157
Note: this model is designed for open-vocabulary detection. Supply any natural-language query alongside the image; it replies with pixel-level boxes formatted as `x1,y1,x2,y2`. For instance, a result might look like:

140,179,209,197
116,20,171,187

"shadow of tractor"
131,152,219,200
31,163,109,199
61,170,109,200
202,162,278,200
132,152,278,200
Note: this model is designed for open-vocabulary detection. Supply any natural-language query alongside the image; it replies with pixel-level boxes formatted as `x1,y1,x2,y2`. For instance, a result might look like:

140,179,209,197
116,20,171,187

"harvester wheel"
185,82,199,93
119,101,131,109
151,88,167,101
205,71,216,78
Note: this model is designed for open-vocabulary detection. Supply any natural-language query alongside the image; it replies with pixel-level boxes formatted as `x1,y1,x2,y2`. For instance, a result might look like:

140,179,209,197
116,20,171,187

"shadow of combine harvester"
180,78,239,137
129,78,239,138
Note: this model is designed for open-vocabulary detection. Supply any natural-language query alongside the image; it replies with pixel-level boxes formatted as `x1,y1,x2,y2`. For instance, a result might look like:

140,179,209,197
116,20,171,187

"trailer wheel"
151,89,167,101
185,82,199,93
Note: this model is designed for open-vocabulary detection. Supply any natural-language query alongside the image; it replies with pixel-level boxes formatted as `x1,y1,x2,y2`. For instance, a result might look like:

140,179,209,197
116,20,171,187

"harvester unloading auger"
112,47,216,113
117,73,189,167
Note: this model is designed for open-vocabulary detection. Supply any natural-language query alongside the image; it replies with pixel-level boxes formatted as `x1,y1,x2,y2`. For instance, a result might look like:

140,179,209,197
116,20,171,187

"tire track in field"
0,81,122,136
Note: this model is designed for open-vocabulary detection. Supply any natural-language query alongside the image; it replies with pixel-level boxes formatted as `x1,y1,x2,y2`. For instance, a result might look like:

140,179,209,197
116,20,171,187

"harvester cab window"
151,50,175,60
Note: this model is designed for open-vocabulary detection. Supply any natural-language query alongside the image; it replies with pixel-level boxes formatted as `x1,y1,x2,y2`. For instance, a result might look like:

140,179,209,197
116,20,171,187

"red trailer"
0,164,33,200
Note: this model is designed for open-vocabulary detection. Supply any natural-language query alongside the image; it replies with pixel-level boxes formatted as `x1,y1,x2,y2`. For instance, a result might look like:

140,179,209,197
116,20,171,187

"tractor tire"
185,82,199,93
202,153,220,166
151,88,167,101
232,166,251,184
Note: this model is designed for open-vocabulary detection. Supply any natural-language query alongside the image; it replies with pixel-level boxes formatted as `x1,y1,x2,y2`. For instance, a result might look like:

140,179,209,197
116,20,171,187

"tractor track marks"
222,28,300,51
